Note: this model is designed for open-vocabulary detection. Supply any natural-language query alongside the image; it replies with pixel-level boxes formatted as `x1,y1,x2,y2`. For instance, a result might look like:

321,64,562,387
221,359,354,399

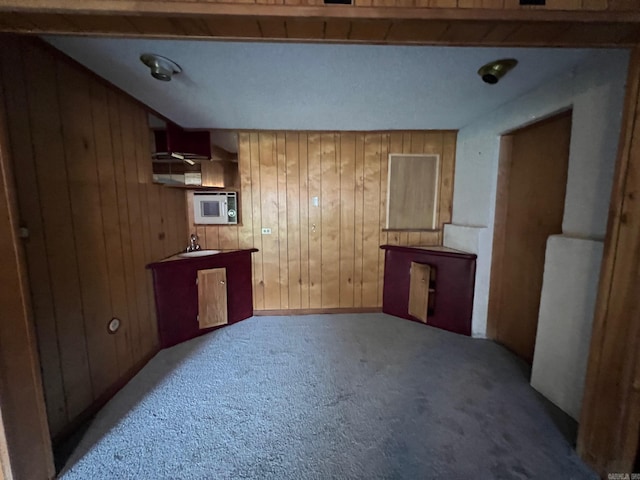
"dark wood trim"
577,46,640,476
0,65,55,480
51,346,160,446
486,135,512,341
1,1,640,23
255,307,382,316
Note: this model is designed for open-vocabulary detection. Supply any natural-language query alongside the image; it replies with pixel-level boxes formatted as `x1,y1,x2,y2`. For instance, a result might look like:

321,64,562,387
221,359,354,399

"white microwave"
193,191,238,225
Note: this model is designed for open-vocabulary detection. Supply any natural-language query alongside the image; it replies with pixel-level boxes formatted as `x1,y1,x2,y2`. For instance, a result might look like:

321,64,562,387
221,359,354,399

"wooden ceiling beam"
1,1,640,23
2,12,640,47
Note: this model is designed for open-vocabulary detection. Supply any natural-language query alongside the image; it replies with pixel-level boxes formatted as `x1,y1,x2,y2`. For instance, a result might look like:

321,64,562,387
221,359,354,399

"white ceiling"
45,36,597,131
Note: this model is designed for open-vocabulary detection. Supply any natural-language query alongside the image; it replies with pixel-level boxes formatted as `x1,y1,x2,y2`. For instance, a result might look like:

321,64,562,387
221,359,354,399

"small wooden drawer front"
409,262,432,323
198,268,228,329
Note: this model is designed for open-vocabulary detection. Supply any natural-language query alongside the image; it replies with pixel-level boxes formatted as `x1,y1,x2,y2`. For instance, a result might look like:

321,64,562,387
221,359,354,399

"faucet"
186,233,201,252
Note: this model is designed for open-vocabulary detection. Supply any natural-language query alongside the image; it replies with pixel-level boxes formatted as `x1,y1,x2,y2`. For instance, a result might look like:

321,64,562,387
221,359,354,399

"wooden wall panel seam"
53,58,97,405
1,41,70,433
1,37,187,438
212,130,455,312
89,81,122,379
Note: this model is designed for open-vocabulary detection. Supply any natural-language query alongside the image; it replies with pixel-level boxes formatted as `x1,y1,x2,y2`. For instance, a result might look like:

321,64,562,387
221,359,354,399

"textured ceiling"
45,36,597,131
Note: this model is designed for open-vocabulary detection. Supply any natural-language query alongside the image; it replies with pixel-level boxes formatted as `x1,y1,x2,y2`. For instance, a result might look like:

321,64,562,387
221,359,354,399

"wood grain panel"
320,133,340,308
285,132,301,309
0,0,626,15
203,17,262,37
387,154,439,229
298,134,310,309
408,262,431,323
219,225,240,249
1,40,69,435
438,22,494,43
259,132,280,309
276,132,289,309
362,134,382,306
238,133,255,251
0,57,54,479
504,22,569,44
64,14,137,34
0,37,186,439
377,134,390,305
206,130,454,313
324,19,351,40
428,0,458,6
285,18,325,39
353,133,365,307
307,133,322,308
250,132,265,309
582,0,607,9
134,106,159,359
58,59,121,399
386,20,450,42
490,112,572,363
197,268,228,328
607,0,636,10
205,226,220,249
578,47,640,476
349,20,392,41
437,132,456,244
458,0,503,6
340,133,356,308
4,10,640,47
545,0,583,10
259,19,287,38
89,79,133,379
119,96,149,363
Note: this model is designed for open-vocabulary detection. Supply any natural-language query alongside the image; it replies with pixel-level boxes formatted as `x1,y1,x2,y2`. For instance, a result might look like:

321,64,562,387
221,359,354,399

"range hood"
152,123,211,162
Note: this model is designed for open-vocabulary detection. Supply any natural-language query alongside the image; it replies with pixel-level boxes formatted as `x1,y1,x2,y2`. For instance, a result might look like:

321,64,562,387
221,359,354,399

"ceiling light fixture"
477,59,518,85
140,53,182,82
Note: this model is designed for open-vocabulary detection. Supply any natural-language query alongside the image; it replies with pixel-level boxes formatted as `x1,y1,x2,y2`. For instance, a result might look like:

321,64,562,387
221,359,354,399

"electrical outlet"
261,228,272,235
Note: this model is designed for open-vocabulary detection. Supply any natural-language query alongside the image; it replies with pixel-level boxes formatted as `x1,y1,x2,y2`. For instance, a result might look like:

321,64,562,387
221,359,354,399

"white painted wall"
444,49,629,417
530,236,603,420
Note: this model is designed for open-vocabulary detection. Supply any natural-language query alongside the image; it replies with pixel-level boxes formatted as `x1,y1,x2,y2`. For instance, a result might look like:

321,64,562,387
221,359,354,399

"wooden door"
197,268,228,329
488,111,572,364
408,262,431,323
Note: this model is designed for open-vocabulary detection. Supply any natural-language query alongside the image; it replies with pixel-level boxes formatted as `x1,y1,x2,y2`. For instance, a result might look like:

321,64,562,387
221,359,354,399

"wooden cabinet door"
197,268,228,329
408,262,431,323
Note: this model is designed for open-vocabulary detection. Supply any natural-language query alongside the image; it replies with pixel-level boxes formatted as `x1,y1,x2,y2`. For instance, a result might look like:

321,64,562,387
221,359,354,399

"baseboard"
52,345,160,446
254,307,382,316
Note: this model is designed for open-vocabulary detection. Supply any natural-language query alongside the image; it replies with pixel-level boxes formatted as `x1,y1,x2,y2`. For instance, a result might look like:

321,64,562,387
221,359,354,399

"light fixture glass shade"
140,53,182,82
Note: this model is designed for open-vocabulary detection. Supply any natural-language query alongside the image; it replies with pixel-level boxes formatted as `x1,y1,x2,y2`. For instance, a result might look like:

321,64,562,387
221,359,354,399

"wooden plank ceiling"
1,1,640,46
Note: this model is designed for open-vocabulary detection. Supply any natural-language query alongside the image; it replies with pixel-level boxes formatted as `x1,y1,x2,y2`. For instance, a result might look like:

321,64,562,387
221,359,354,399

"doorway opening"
487,110,573,366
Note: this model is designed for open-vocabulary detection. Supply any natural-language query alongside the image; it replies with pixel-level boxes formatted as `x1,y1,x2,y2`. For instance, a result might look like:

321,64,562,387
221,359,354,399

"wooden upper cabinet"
197,268,228,329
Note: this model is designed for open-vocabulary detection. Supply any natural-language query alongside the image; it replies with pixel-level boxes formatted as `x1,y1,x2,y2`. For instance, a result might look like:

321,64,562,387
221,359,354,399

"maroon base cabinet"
148,249,258,348
380,245,477,336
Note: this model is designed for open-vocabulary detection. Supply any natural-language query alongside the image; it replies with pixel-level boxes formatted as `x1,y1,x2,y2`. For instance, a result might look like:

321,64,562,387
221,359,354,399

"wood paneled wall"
0,61,54,479
0,37,188,438
577,46,640,475
190,131,455,311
